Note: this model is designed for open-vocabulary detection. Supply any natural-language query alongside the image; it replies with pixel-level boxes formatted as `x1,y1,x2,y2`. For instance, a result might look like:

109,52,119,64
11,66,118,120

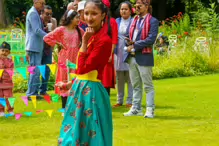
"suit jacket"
123,16,159,66
25,6,47,53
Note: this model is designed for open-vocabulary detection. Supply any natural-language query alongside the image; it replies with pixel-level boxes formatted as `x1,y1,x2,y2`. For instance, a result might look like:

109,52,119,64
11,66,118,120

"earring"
101,20,104,27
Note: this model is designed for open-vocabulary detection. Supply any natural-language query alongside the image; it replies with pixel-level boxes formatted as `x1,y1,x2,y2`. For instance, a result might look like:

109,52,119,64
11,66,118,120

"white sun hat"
77,1,86,12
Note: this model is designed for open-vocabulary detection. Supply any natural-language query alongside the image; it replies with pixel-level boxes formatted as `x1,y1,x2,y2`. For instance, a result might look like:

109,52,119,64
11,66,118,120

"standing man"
67,0,81,11
39,5,57,96
123,0,159,118
26,0,47,99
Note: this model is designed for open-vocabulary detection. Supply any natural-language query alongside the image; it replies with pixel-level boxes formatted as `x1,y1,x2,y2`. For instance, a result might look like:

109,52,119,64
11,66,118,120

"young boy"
0,41,14,117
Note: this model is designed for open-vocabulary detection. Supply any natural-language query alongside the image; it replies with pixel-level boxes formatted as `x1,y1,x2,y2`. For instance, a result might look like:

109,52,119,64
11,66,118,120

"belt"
130,54,135,57
76,70,101,82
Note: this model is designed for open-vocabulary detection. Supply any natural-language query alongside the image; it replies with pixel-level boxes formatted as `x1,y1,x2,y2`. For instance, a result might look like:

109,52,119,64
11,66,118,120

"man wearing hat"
0,42,14,117
77,0,88,31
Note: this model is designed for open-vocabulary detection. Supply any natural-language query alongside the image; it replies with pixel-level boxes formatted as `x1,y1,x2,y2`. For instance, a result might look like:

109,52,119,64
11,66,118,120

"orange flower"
174,20,177,23
14,24,17,27
178,35,182,39
184,32,189,35
202,31,207,35
173,30,177,34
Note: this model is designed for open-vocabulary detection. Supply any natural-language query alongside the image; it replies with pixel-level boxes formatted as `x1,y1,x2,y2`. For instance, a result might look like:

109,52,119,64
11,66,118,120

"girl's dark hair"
85,0,112,38
119,1,133,16
60,10,82,45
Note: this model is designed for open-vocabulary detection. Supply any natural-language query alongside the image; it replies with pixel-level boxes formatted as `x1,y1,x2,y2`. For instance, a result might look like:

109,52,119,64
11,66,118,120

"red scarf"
129,14,153,54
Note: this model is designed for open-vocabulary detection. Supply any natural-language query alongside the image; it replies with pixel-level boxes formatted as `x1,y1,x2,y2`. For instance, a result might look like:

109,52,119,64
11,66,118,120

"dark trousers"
61,96,68,108
39,50,52,95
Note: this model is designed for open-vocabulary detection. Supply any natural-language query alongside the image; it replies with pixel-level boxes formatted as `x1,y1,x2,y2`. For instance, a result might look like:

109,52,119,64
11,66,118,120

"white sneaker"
9,112,15,116
123,109,143,116
0,112,5,117
144,107,154,118
62,113,64,117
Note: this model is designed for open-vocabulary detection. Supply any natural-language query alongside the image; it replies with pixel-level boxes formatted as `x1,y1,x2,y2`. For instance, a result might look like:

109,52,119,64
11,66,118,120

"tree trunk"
0,0,7,27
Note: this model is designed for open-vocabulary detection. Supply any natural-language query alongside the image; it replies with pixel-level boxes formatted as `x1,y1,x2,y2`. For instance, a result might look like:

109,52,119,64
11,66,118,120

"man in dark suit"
39,5,57,96
123,0,159,118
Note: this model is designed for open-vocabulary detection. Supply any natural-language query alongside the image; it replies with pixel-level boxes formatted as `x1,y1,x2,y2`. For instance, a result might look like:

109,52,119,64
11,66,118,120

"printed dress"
44,26,84,96
58,23,113,146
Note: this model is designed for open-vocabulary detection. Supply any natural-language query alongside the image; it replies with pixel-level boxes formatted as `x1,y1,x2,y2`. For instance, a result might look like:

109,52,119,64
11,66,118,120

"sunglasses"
45,13,53,16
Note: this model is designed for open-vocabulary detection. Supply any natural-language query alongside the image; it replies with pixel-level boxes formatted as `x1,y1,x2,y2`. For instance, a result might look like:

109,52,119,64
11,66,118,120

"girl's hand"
55,82,65,88
82,27,95,43
108,55,112,63
57,42,65,51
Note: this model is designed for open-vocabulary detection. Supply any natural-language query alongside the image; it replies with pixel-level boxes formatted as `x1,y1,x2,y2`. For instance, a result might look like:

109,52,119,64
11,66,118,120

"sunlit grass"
1,74,219,146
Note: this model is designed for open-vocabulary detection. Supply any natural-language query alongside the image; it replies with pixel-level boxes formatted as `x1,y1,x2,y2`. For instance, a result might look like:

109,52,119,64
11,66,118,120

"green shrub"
153,36,219,80
13,74,56,93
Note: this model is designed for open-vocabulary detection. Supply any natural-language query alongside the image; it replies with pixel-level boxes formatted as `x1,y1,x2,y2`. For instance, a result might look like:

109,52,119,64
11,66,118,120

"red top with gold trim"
76,23,112,81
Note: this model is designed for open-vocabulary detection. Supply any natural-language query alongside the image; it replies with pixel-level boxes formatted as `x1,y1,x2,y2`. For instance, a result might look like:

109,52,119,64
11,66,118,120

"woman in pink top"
44,9,84,111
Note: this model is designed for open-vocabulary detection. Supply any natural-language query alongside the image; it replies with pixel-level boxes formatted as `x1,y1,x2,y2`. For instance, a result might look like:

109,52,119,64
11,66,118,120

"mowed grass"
1,74,219,146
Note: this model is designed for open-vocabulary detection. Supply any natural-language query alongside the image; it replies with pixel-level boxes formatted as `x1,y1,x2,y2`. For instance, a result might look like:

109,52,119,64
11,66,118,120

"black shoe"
28,97,32,101
27,95,44,101
37,95,44,100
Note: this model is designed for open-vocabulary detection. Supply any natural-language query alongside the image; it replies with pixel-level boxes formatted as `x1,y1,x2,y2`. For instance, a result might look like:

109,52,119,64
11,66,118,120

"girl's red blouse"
76,23,112,80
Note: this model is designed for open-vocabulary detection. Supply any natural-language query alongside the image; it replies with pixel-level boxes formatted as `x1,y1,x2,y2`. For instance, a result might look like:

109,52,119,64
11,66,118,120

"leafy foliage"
190,1,219,36
5,0,65,24
13,74,56,93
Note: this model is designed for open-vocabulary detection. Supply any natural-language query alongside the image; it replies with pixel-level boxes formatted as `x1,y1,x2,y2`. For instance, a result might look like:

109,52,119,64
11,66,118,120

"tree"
0,0,8,27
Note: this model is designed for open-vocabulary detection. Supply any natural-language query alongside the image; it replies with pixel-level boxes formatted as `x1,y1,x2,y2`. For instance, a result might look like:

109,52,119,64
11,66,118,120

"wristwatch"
124,46,128,51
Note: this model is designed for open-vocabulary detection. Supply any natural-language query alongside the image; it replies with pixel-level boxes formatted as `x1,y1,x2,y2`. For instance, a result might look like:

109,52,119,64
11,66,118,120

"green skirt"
58,78,113,146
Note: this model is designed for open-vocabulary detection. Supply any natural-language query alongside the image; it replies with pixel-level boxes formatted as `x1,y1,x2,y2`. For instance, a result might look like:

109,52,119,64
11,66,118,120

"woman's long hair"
60,10,82,44
85,0,112,38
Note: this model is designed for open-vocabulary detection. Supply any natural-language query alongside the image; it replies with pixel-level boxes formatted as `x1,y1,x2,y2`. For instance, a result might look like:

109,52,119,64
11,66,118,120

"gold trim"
75,70,100,82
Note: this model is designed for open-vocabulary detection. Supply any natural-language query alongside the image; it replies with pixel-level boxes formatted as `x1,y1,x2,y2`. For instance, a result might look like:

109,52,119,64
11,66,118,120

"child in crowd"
44,10,83,115
155,35,169,55
0,42,14,117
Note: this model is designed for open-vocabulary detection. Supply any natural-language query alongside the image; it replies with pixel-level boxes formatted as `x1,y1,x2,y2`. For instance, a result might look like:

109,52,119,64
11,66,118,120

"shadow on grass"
112,105,176,113
154,105,176,109
141,105,176,109
155,115,202,120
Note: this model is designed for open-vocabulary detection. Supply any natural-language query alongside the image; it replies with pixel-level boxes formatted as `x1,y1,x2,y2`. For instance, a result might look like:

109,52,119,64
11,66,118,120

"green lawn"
1,74,219,146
